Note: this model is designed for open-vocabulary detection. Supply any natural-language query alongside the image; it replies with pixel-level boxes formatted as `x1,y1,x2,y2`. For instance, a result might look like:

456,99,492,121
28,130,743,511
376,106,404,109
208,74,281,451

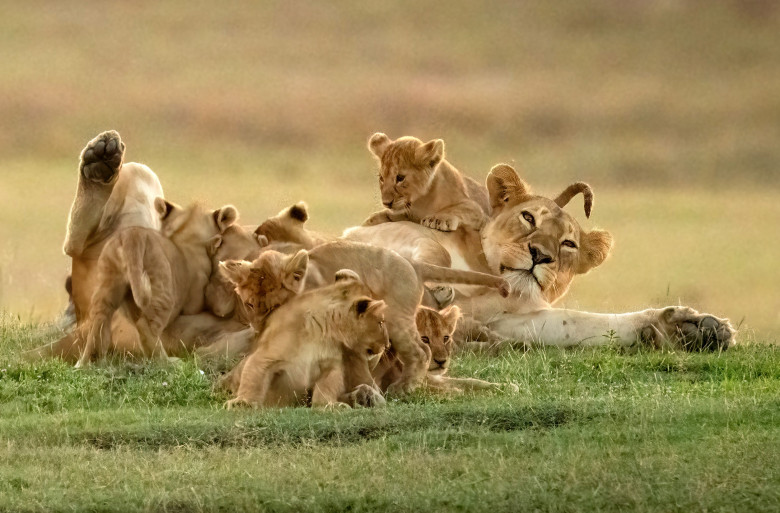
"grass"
1,320,778,512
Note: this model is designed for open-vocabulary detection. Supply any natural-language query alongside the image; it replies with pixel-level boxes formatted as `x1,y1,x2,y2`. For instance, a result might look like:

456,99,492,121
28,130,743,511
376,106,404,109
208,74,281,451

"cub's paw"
421,214,460,232
80,130,125,184
386,380,419,398
430,285,455,308
362,211,392,226
641,306,736,351
318,402,351,411
347,384,386,408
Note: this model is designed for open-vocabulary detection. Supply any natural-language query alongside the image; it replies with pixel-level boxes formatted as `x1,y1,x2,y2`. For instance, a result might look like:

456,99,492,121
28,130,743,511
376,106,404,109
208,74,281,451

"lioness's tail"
120,229,153,309
412,263,510,297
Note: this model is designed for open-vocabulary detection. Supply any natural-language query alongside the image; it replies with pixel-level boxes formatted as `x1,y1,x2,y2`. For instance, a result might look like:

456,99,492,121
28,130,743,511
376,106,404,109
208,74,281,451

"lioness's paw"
386,380,419,398
347,384,386,408
643,306,735,351
80,130,125,184
421,215,459,232
430,285,455,308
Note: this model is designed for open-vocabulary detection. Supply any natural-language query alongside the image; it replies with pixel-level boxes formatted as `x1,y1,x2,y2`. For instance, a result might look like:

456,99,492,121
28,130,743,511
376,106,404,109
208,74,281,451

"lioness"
363,133,489,232
76,198,239,366
345,164,736,351
226,271,390,409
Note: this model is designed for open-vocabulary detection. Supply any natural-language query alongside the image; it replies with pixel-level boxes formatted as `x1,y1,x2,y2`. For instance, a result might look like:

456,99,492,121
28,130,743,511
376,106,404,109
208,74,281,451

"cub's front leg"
362,209,410,226
311,365,350,409
420,200,487,232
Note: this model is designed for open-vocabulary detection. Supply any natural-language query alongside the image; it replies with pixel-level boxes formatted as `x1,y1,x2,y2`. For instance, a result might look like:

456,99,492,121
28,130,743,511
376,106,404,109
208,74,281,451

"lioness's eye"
521,211,535,226
561,240,577,249
378,176,384,184
396,175,405,183
246,302,255,310
366,349,374,355
443,335,450,343
421,336,430,344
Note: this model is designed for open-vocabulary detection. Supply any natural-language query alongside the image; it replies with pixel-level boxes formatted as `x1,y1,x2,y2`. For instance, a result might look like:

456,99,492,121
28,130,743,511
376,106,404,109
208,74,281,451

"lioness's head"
482,164,613,305
254,202,318,249
219,249,308,327
416,305,461,375
367,133,445,209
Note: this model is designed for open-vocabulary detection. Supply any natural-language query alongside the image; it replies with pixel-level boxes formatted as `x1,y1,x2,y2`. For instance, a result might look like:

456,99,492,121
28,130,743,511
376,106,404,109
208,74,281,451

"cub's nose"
433,358,447,367
382,200,393,208
529,244,553,266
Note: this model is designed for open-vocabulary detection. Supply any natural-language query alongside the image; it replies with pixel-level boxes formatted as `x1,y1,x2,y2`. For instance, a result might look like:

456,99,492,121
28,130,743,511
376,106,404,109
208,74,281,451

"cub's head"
416,305,461,375
367,132,445,209
154,197,239,244
482,164,613,306
219,249,308,327
333,270,390,359
254,201,317,249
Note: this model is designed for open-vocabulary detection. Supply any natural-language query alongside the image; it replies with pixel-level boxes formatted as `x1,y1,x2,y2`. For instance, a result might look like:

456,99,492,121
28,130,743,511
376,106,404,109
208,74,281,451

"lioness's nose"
529,244,553,265
433,358,447,367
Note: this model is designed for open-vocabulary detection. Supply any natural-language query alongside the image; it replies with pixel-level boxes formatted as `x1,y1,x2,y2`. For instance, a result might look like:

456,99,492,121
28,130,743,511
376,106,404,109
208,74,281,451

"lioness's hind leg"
80,130,125,184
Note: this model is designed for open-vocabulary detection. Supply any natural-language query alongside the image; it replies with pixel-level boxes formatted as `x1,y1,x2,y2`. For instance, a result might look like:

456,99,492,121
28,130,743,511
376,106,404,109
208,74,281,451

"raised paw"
80,130,125,184
642,306,736,351
346,384,386,408
421,214,459,232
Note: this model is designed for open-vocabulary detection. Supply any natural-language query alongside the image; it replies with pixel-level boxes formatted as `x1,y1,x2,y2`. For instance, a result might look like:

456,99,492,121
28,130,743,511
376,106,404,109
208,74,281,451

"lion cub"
226,271,390,409
364,133,490,232
374,305,509,393
76,198,238,366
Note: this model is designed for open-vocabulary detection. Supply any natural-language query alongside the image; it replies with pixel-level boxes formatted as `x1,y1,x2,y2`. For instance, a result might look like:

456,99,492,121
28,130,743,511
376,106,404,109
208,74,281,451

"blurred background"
0,0,777,340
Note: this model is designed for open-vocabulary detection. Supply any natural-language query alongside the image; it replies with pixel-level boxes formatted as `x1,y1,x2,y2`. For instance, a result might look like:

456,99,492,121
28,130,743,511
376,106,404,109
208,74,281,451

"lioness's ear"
287,201,308,223
368,132,392,159
577,229,613,274
486,164,532,214
282,249,309,291
207,235,223,257
334,269,361,283
219,260,251,285
254,233,269,248
213,205,239,233
415,139,445,169
439,305,462,332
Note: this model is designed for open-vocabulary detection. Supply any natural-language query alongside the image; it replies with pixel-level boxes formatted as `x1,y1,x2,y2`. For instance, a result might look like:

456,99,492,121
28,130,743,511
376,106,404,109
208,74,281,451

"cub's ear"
334,269,361,283
282,249,309,291
576,229,613,274
368,132,392,159
287,201,308,223
439,305,462,332
486,164,532,214
213,205,239,233
219,260,251,285
154,197,177,220
207,235,223,257
354,298,387,318
415,139,445,169
254,233,269,248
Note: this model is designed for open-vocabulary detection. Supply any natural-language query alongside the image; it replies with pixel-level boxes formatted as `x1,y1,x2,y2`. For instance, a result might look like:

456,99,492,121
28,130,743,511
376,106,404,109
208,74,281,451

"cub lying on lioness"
363,133,489,232
226,271,390,409
373,305,510,393
76,198,238,366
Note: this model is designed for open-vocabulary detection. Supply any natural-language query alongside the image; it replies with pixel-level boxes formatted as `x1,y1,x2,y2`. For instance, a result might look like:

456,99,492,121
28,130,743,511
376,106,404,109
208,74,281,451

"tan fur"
344,164,735,351
255,201,333,249
363,133,489,232
75,199,238,366
301,240,508,395
226,274,390,409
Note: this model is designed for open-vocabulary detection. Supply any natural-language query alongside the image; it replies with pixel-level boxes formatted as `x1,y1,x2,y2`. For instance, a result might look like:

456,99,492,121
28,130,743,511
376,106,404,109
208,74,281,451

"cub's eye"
443,335,450,343
521,211,535,226
561,240,577,249
421,336,430,344
366,348,374,355
378,176,384,184
245,302,255,310
396,175,405,183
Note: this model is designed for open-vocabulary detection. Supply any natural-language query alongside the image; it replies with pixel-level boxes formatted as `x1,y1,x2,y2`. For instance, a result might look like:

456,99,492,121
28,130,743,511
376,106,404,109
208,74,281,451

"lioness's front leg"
362,209,410,226
487,306,735,351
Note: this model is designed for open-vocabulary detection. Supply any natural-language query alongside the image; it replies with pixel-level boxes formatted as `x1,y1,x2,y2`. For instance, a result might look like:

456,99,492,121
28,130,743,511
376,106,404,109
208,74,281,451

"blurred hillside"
0,0,778,338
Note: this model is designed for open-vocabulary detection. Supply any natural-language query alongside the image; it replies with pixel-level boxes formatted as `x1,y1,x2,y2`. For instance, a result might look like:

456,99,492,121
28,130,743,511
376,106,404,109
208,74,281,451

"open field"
1,2,779,511
1,322,778,512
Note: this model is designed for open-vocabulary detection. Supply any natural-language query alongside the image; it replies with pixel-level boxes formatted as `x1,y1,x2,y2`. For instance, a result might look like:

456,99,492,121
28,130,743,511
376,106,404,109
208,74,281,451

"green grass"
1,321,778,512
